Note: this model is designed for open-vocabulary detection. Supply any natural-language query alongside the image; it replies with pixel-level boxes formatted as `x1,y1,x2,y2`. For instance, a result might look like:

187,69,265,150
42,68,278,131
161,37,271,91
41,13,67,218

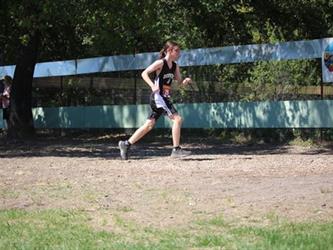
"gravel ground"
1,135,333,229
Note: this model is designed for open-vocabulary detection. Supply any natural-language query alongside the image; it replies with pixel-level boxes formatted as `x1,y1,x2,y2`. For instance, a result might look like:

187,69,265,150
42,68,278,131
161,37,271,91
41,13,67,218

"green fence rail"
0,110,3,128
4,99,325,129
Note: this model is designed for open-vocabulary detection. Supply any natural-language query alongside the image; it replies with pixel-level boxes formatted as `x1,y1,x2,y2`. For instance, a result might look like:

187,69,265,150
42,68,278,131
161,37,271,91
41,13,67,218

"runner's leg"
128,118,156,144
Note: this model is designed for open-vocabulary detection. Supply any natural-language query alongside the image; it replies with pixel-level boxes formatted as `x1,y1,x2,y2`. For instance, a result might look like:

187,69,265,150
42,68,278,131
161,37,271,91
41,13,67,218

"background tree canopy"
0,0,333,138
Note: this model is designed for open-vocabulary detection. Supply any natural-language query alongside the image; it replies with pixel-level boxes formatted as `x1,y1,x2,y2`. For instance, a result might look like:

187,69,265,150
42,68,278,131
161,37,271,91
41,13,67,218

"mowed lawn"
1,209,333,250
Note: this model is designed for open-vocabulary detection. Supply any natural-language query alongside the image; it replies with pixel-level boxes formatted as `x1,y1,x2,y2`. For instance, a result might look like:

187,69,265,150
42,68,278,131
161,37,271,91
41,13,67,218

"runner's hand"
182,77,192,85
151,85,159,93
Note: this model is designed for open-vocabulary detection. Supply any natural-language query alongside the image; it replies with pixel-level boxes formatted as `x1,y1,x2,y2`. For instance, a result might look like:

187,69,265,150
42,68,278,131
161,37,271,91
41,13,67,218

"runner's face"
4,80,11,87
170,46,180,60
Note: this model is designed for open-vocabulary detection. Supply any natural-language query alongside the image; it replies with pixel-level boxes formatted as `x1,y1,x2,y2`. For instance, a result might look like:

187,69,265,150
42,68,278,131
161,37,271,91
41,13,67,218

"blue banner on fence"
1,38,331,78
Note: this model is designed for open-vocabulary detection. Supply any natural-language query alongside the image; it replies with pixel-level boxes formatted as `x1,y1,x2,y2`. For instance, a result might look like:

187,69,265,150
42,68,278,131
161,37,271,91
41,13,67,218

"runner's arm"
141,60,164,92
175,65,192,85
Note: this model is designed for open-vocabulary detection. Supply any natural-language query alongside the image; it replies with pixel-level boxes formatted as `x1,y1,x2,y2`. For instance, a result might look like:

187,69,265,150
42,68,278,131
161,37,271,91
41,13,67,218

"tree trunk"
8,32,40,139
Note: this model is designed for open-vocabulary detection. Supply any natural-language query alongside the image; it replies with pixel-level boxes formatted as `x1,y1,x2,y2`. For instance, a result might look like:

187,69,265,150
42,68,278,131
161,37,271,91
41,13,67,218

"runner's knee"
174,115,183,124
145,119,155,130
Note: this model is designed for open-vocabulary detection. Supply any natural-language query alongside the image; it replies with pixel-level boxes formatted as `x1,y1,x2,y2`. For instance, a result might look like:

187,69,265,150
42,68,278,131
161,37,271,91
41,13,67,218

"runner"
0,75,12,130
118,40,192,160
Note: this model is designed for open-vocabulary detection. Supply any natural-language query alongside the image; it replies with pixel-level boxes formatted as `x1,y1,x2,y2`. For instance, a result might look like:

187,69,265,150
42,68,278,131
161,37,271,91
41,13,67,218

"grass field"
1,209,333,249
1,136,333,249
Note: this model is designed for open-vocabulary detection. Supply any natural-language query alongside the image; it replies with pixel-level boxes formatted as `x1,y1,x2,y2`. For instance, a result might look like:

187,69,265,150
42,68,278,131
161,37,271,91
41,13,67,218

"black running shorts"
148,93,177,120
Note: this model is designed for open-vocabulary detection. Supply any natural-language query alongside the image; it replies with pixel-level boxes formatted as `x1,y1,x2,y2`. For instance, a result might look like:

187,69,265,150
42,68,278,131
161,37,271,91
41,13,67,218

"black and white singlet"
150,59,177,117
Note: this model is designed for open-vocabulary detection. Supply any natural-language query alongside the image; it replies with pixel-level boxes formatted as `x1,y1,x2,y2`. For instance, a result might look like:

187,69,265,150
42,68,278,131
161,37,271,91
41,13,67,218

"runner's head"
159,40,180,60
3,75,12,86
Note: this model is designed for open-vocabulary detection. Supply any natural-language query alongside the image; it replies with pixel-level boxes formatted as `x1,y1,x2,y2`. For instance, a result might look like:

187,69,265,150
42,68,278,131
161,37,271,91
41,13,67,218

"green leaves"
2,0,332,65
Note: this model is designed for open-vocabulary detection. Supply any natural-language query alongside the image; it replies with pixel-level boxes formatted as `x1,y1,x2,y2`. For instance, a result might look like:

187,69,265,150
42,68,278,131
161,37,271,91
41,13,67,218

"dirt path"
1,136,333,229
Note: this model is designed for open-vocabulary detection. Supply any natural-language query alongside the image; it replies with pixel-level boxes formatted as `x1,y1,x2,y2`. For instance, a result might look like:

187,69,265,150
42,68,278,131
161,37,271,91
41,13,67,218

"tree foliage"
1,0,333,138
